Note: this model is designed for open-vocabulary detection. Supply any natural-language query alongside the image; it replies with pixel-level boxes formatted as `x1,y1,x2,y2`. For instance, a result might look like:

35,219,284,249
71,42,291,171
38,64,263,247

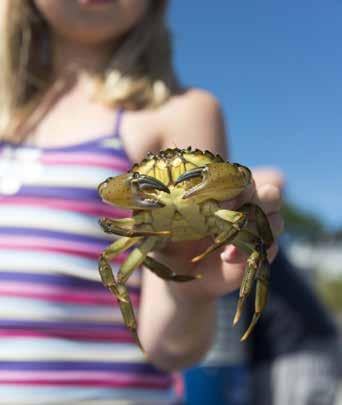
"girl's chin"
78,0,117,8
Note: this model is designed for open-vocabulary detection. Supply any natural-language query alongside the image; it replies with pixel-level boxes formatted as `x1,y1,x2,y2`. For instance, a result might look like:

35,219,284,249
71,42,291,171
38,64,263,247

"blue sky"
168,1,341,229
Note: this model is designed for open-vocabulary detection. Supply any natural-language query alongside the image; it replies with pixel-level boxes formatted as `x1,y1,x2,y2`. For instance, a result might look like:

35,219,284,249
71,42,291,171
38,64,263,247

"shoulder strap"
113,107,124,138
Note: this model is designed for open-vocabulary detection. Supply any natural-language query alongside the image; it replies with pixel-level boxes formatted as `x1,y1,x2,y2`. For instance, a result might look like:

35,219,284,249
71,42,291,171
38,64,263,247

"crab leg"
191,209,247,263
190,229,238,263
99,236,159,352
232,240,262,326
232,204,273,340
117,237,162,351
99,237,143,349
241,255,270,341
99,236,143,301
143,255,202,282
117,236,158,284
238,204,273,339
253,204,274,249
99,217,170,237
111,279,143,351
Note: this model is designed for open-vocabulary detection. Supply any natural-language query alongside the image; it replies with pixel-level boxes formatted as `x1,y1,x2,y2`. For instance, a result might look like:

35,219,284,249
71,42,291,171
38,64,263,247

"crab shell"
98,148,252,240
97,147,273,352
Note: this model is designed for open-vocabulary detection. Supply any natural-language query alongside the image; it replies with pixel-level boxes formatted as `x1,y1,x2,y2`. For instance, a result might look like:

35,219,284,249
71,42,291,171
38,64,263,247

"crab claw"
98,172,170,210
175,162,252,203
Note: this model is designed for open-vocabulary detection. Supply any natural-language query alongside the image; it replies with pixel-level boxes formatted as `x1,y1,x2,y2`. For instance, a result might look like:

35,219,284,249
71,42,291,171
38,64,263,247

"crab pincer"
175,162,251,203
98,172,170,209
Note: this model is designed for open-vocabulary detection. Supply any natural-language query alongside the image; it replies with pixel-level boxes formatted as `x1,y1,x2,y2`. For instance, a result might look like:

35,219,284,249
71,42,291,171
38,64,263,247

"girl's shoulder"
158,88,224,143
122,88,226,163
161,88,221,114
166,88,221,113
158,88,227,155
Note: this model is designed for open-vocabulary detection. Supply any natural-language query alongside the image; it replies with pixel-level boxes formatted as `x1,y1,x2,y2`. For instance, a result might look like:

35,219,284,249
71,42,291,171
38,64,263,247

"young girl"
0,1,283,403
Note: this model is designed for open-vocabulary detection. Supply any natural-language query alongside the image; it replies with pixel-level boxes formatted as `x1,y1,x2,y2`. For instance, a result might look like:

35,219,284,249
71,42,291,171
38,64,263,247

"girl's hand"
139,90,285,368
155,168,284,303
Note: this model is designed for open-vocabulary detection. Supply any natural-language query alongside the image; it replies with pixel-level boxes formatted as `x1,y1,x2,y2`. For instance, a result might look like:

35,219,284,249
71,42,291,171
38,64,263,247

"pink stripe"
0,282,139,306
0,237,130,261
0,237,101,259
0,371,170,386
0,237,131,262
0,330,134,342
41,153,130,171
0,196,129,218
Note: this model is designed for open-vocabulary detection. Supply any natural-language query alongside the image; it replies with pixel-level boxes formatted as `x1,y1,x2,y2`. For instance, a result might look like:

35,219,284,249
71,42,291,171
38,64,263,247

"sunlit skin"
22,0,284,370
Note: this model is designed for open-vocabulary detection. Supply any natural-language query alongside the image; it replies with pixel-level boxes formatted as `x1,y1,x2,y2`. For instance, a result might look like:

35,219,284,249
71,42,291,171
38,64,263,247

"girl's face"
33,0,150,45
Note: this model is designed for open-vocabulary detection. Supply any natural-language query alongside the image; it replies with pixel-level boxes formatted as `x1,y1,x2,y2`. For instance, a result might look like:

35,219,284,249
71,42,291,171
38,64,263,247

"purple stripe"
0,271,140,294
0,361,165,375
17,186,99,200
0,227,109,245
0,271,103,290
0,320,126,330
113,108,124,138
71,145,130,160
0,135,108,152
42,138,112,152
0,137,130,160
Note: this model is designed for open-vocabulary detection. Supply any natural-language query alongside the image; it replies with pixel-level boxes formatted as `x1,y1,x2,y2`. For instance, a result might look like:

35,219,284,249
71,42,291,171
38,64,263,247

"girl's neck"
52,34,116,80
13,35,117,142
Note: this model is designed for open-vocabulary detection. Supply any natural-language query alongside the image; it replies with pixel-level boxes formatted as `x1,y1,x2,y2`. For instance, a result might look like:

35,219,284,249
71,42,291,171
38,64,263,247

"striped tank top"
0,110,180,404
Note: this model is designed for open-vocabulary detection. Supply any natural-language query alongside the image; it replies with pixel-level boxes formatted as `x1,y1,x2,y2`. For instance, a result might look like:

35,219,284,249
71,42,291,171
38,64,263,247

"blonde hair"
0,0,176,140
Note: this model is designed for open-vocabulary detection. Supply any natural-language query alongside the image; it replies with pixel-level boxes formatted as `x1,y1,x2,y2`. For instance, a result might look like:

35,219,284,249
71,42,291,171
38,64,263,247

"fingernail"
221,245,236,261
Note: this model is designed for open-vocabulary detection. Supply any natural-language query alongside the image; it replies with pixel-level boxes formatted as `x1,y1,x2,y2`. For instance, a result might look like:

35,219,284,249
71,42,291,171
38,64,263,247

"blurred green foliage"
283,201,342,315
281,200,327,241
316,277,342,314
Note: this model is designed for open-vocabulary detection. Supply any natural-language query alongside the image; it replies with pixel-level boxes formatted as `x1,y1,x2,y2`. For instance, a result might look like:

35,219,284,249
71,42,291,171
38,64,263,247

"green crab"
98,147,273,351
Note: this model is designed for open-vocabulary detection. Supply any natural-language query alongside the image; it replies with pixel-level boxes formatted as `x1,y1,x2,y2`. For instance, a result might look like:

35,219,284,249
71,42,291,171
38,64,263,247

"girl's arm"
138,89,283,370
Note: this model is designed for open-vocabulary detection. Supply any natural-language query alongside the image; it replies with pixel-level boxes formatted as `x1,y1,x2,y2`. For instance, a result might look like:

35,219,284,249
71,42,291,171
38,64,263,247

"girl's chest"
0,144,45,196
0,141,130,198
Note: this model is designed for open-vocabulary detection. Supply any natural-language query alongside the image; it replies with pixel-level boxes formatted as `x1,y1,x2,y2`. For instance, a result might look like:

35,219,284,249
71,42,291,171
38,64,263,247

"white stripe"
0,206,111,239
101,137,124,149
0,250,141,285
0,297,132,323
0,399,175,405
0,250,102,281
0,338,145,362
1,159,120,189
0,386,176,405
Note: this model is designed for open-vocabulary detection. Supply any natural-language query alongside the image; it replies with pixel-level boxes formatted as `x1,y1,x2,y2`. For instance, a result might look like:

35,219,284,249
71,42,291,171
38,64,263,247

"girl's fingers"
220,245,247,264
221,183,282,218
221,182,256,211
268,212,284,237
221,240,279,265
252,168,285,191
267,242,279,262
252,183,282,214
